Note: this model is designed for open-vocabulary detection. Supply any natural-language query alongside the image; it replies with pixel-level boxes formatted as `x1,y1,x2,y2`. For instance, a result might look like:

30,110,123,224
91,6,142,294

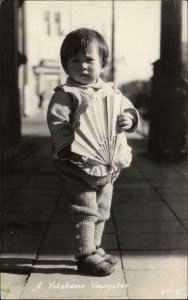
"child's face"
66,42,104,85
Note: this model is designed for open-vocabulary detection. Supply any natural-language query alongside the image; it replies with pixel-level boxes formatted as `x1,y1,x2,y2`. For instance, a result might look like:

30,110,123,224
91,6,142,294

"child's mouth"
80,73,88,77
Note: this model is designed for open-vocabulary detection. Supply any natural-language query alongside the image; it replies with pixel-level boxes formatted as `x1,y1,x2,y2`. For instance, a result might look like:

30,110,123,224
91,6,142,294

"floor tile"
118,232,188,250
122,250,187,270
113,192,161,203
125,269,187,299
1,273,28,300
164,201,188,220
162,194,188,202
113,202,177,221
116,220,186,233
2,233,43,252
3,210,53,222
2,221,48,236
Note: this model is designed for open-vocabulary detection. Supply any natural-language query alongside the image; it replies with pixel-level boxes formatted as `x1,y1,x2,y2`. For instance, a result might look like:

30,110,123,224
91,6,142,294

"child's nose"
81,62,88,69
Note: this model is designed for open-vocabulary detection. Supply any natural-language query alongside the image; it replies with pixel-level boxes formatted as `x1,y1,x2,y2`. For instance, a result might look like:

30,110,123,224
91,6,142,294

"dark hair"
60,28,109,72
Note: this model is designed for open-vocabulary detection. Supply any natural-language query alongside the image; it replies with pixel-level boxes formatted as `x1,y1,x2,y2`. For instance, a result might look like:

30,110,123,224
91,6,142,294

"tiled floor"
1,137,188,299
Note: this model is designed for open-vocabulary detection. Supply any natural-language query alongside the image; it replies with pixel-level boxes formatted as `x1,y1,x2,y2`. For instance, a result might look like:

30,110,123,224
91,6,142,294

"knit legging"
56,161,114,258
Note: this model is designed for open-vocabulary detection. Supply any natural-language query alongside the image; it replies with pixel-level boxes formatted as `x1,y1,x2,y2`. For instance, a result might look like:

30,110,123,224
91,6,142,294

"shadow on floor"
1,258,77,275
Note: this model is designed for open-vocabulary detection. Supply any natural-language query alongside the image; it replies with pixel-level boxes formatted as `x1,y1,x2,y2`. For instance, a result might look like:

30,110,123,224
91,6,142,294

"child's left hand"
117,112,133,132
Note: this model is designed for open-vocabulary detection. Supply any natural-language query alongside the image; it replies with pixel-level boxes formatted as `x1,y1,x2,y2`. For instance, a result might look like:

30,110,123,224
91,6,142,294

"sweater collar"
66,77,105,90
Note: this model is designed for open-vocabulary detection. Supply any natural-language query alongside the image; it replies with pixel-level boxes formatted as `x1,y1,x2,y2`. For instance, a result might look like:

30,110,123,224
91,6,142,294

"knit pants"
55,160,116,259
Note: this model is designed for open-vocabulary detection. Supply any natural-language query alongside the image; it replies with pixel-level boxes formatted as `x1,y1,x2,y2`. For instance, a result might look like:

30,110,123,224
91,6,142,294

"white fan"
71,92,132,174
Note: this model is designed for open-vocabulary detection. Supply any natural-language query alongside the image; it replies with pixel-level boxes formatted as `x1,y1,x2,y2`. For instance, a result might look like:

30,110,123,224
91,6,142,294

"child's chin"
79,75,93,83
80,79,93,85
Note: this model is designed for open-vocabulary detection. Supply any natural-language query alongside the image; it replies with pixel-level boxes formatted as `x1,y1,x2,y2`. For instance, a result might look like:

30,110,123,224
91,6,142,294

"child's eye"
88,58,95,62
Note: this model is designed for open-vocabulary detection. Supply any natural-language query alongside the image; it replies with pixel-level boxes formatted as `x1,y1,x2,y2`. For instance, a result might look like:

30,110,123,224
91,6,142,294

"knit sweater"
47,78,139,178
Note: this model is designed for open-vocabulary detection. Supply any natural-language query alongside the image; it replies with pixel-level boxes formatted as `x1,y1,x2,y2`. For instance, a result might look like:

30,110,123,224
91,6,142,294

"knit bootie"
77,252,115,276
96,247,118,265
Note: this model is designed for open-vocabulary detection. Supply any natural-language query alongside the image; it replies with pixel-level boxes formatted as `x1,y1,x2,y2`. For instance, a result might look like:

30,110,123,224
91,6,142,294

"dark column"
0,0,22,156
148,0,188,162
111,0,115,81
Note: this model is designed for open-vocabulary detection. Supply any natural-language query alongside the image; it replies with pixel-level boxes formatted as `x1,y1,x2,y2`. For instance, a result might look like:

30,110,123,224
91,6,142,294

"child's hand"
117,112,133,132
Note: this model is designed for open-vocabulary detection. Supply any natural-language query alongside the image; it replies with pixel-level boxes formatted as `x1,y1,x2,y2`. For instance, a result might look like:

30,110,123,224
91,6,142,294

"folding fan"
71,92,132,174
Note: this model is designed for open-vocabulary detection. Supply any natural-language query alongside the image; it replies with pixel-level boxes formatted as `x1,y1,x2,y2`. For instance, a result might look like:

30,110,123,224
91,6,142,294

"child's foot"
77,252,115,276
96,247,118,265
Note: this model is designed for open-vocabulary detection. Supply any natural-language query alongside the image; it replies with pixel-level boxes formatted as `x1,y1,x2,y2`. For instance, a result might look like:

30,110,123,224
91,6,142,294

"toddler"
47,28,139,276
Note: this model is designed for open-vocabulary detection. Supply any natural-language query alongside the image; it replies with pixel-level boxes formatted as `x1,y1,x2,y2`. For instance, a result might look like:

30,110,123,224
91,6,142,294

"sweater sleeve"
47,88,77,153
121,94,140,133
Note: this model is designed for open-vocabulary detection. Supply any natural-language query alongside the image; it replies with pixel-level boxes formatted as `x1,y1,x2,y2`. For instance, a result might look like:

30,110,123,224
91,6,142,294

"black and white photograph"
1,0,188,299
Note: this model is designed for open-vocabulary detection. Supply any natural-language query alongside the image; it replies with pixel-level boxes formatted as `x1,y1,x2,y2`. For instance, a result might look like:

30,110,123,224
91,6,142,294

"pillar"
148,0,188,161
0,0,23,157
